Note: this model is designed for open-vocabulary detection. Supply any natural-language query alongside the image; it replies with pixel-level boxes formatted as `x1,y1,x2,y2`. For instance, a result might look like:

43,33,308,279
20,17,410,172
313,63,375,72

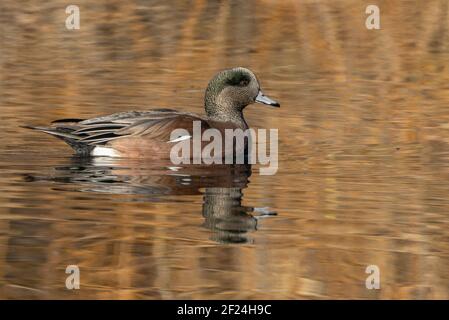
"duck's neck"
205,102,248,130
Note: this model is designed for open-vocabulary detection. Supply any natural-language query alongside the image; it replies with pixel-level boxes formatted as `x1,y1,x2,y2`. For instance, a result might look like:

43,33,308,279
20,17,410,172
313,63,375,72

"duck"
24,67,279,159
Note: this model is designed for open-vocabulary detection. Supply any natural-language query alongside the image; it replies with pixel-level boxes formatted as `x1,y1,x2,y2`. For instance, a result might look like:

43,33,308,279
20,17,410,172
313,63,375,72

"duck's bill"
255,91,280,107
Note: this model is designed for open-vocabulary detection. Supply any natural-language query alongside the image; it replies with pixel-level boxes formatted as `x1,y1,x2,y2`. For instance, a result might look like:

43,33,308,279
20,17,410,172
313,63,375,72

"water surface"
1,0,449,299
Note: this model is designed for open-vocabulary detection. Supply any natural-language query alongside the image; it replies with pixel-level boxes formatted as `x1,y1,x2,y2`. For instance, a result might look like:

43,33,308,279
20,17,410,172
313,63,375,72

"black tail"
22,124,94,156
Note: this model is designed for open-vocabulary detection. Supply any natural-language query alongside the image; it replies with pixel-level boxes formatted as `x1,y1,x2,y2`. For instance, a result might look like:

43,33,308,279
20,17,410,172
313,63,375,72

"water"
1,0,449,299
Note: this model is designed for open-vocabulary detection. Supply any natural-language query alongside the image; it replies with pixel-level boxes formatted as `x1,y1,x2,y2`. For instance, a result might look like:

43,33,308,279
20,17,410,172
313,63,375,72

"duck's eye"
227,73,251,86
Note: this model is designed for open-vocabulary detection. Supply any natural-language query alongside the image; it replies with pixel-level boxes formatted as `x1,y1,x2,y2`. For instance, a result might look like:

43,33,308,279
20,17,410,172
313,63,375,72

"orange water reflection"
1,0,449,299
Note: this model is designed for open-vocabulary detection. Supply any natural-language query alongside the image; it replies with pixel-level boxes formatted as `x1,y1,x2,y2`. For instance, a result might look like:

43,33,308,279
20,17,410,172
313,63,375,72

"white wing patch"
167,135,192,143
91,146,122,157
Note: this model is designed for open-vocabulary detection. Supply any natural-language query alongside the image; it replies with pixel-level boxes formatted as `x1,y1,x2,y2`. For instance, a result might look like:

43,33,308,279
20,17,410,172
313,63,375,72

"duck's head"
204,67,279,122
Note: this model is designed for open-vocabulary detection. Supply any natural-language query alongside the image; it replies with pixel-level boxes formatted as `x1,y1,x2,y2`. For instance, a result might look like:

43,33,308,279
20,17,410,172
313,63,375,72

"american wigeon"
24,67,279,159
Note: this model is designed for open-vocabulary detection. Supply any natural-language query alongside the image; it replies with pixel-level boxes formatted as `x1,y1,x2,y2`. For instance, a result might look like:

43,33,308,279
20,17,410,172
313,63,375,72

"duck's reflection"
202,187,267,244
25,157,276,244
